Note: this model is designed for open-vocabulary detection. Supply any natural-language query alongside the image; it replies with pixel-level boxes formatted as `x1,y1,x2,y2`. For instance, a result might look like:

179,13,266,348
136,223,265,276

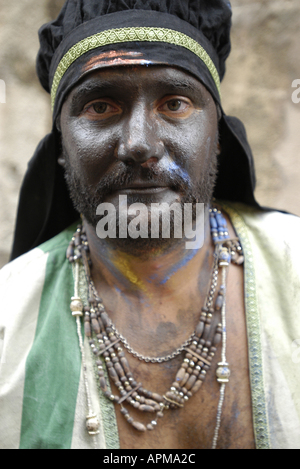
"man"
0,0,299,450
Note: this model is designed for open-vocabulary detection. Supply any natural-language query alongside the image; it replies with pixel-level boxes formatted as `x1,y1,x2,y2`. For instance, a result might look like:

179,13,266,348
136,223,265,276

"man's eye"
167,99,182,111
158,96,192,116
92,102,108,114
82,99,121,118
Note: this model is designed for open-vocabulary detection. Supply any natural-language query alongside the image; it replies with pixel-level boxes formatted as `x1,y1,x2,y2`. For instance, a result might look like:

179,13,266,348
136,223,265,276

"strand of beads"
209,207,230,244
162,244,222,408
67,207,242,443
68,223,225,432
210,207,244,264
84,295,166,432
84,293,223,432
165,308,222,406
68,226,100,437
208,207,235,448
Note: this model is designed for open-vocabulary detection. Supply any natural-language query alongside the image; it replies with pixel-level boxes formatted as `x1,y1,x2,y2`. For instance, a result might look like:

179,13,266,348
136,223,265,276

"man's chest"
111,264,255,449
114,339,255,449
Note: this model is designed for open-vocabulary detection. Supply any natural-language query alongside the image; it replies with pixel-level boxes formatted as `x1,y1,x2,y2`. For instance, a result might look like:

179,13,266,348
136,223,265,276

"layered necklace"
67,207,244,448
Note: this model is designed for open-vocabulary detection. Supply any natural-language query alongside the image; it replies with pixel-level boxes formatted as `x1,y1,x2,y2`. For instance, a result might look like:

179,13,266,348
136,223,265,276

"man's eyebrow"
69,73,200,108
153,77,198,94
70,80,119,105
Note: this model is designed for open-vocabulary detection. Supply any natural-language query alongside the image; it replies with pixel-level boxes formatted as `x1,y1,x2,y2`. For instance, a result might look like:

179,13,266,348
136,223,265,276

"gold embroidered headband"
50,26,221,111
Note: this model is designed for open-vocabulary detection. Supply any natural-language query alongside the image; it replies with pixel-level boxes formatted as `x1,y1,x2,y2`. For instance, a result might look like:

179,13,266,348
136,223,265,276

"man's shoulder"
241,205,299,246
0,222,78,287
239,204,299,224
225,202,300,276
225,202,300,241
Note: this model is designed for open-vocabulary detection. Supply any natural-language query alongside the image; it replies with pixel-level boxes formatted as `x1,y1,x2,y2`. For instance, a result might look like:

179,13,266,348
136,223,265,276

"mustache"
77,161,193,198
62,145,218,228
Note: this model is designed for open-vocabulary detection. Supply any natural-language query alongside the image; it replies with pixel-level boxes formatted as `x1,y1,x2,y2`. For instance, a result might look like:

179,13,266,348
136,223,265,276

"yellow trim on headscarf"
51,26,221,110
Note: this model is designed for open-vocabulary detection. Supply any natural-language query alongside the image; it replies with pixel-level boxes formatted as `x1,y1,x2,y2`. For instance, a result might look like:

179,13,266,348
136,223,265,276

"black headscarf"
10,0,258,260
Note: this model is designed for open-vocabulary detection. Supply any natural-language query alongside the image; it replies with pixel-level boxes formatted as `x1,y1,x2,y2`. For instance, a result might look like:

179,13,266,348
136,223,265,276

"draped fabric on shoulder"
10,0,259,261
3,205,300,448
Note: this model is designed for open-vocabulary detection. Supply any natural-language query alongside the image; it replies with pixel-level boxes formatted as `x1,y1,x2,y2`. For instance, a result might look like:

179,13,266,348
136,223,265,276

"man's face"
59,65,219,247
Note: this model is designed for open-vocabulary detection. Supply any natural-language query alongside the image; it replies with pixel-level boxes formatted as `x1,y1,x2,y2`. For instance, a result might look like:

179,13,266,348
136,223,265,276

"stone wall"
223,0,300,213
0,0,299,268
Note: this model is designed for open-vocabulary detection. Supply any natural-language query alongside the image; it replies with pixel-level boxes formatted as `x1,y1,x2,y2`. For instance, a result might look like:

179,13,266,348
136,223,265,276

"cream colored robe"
0,203,299,449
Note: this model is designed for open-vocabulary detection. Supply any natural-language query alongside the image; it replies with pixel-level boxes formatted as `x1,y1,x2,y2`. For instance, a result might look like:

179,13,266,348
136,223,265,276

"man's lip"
114,186,170,194
110,181,170,192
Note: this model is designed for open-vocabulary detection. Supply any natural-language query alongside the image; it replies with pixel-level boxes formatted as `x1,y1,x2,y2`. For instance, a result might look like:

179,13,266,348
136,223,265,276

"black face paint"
61,66,219,253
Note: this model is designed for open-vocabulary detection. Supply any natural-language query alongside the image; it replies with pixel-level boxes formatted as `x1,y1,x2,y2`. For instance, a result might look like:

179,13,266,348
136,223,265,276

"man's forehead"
69,64,211,100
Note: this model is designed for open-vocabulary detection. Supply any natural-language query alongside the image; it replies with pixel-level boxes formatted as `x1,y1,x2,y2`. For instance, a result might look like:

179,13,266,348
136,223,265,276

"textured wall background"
0,0,299,268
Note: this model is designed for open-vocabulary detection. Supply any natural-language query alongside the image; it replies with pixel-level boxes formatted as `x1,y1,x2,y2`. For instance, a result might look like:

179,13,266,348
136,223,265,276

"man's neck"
82,210,214,351
84,214,212,300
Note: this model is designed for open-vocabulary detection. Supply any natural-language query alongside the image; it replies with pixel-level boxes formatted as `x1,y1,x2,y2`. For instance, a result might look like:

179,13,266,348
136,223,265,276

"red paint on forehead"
82,50,149,73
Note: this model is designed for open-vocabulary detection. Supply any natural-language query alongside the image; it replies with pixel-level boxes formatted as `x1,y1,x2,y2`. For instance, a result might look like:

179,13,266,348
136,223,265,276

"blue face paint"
161,159,191,187
159,248,198,285
114,285,139,307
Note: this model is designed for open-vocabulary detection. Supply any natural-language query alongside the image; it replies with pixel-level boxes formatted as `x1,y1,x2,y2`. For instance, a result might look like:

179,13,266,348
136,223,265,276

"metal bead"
86,413,100,435
70,297,83,312
216,362,231,383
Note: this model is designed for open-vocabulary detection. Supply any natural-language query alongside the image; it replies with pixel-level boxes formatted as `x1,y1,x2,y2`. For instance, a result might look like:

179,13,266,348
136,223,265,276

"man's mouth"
110,180,171,194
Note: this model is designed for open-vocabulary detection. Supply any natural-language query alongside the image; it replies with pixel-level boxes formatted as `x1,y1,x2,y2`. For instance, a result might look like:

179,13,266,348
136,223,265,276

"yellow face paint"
111,251,147,292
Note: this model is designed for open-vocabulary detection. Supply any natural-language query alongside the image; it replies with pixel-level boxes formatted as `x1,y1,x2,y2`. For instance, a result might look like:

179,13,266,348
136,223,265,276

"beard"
63,141,219,255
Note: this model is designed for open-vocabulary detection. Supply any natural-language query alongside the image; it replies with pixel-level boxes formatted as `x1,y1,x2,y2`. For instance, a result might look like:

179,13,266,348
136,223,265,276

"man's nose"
116,104,164,166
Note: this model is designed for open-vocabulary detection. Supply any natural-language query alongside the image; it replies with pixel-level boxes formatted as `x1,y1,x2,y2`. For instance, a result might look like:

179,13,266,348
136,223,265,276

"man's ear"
216,104,222,122
58,155,66,167
55,115,65,167
56,114,61,132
